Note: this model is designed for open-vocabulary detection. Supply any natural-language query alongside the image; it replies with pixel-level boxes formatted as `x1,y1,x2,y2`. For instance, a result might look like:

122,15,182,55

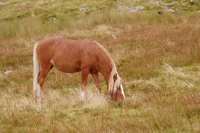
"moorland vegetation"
0,0,200,132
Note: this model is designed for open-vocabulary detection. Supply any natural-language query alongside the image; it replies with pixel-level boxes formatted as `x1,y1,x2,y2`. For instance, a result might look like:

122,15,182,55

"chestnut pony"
33,37,125,101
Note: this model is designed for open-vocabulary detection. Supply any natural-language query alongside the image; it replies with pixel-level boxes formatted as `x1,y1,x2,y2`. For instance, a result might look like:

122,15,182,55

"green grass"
0,0,200,132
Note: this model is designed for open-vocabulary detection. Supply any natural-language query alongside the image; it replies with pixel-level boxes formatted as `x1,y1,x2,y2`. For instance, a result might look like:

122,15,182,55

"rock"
135,6,144,11
155,1,160,6
79,6,87,12
52,17,56,23
117,5,144,12
157,9,175,15
4,71,12,75
0,2,7,6
165,9,175,13
127,6,144,12
162,1,177,7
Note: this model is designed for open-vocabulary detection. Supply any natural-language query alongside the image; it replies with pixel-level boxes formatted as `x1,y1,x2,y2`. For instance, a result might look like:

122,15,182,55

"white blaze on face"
120,84,125,99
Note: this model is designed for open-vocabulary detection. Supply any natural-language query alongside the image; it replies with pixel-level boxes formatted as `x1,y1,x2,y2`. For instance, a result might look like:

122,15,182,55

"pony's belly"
55,65,81,73
51,60,81,73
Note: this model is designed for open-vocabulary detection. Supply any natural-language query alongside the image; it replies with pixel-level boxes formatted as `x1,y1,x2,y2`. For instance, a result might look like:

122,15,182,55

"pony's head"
108,69,125,101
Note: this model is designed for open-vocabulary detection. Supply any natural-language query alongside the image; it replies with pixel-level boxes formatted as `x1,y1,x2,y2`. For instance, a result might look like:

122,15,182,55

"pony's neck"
93,41,117,87
100,61,116,86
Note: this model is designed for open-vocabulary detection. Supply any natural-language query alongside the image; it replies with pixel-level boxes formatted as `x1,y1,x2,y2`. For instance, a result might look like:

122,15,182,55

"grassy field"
0,0,200,132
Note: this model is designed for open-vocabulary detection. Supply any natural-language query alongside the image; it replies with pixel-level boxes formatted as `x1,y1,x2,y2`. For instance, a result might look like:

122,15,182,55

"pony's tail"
33,43,40,95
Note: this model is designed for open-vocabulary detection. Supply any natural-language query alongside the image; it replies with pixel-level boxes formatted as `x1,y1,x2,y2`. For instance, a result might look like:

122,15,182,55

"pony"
33,37,125,101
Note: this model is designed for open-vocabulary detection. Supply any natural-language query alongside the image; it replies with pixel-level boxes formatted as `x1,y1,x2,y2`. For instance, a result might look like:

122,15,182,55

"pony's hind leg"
91,73,102,95
37,66,51,100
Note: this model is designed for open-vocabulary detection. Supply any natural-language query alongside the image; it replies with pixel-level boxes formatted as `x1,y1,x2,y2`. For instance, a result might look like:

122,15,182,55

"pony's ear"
113,73,117,82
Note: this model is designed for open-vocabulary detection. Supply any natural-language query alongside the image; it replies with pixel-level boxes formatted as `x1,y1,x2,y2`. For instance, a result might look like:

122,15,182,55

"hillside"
0,0,199,21
0,0,200,132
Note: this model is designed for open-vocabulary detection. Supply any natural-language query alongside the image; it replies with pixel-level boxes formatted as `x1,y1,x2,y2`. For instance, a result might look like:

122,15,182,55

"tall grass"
0,17,72,39
0,20,20,38
0,11,184,39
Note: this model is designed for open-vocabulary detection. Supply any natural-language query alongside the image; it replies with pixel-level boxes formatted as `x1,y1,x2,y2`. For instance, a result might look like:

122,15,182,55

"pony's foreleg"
80,69,90,100
91,73,102,95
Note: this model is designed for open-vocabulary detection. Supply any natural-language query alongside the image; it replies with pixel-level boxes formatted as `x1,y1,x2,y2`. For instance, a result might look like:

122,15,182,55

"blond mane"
93,41,121,95
108,66,121,95
93,41,112,59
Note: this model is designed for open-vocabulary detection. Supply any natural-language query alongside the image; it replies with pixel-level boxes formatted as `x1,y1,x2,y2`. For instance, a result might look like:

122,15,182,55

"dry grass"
0,11,200,132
